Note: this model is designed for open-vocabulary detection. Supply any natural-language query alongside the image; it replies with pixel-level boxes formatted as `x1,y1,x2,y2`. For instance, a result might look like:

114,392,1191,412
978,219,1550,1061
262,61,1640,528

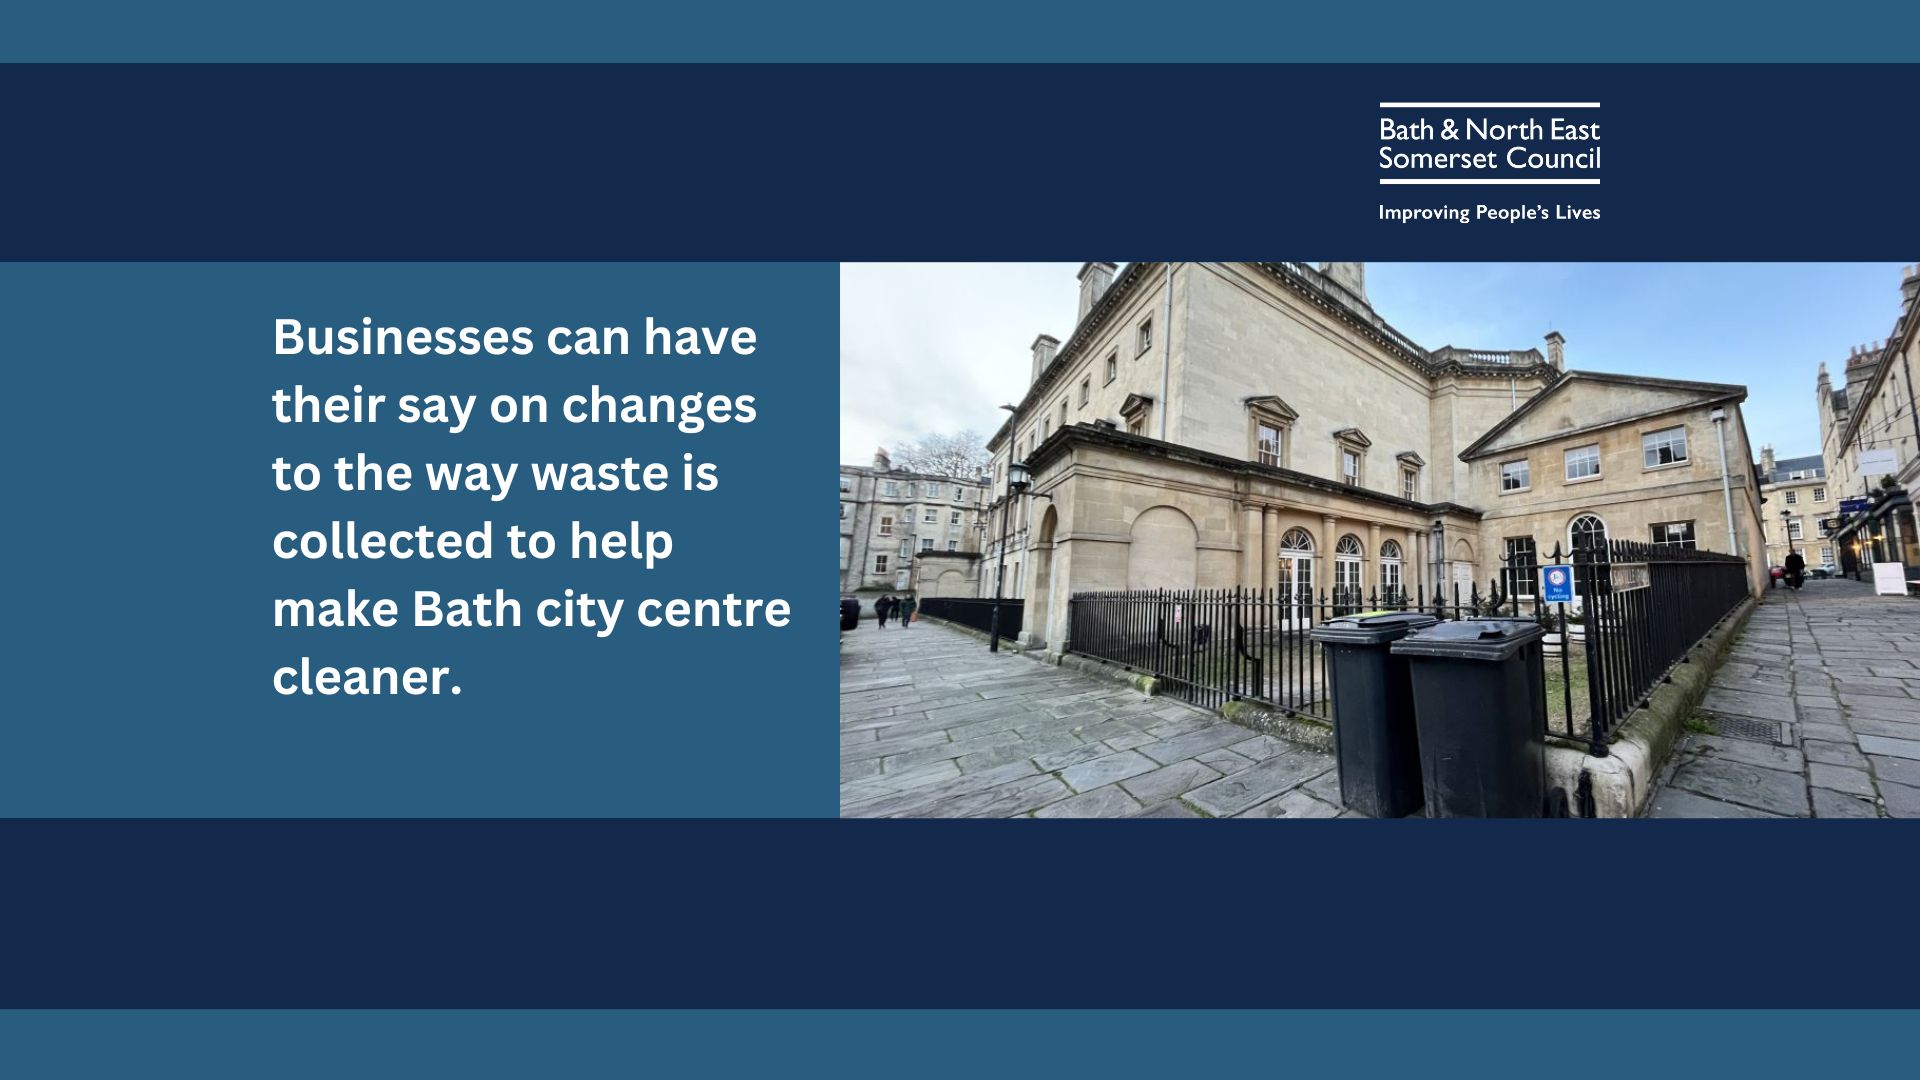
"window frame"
1499,458,1531,494
1784,490,1798,506
1650,520,1697,550
877,515,894,537
874,554,889,573
1503,536,1539,599
1641,425,1690,470
1564,443,1601,482
1402,467,1419,502
1137,318,1153,356
1104,352,1118,385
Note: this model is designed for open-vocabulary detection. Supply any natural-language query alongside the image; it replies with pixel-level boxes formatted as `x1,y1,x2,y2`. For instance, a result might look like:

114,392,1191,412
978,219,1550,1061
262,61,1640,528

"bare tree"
890,430,991,479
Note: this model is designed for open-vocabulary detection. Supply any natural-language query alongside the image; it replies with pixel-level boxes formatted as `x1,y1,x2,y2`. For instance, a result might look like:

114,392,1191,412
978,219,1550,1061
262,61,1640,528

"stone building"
840,450,987,604
1753,447,1832,570
980,262,1769,653
1818,264,1920,574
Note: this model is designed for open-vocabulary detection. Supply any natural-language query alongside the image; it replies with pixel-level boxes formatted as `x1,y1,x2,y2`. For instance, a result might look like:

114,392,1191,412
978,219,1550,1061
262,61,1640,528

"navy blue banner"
2,819,1915,1007
3,63,1916,260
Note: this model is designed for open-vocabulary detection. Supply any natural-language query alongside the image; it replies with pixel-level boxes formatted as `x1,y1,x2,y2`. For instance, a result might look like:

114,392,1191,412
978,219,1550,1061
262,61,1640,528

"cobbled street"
1650,578,1920,818
840,618,1349,818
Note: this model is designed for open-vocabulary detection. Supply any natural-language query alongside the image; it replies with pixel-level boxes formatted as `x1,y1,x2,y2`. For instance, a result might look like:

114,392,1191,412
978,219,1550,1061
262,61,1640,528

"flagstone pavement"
840,617,1349,819
1649,577,1920,819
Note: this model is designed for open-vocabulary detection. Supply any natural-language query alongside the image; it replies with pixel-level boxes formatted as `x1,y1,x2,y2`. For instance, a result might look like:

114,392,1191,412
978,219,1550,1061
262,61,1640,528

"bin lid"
1306,611,1439,645
1389,617,1547,661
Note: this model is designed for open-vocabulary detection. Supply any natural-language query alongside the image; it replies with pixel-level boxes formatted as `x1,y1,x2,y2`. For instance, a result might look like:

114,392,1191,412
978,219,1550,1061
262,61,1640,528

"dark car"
841,596,860,632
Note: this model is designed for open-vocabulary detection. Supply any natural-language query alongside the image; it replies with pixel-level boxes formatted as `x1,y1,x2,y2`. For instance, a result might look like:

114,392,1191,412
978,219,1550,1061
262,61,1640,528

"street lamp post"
988,460,1031,653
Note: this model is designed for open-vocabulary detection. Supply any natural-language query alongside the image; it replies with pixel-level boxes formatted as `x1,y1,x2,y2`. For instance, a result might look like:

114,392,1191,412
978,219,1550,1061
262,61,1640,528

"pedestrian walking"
900,594,918,628
875,595,893,628
1785,549,1806,590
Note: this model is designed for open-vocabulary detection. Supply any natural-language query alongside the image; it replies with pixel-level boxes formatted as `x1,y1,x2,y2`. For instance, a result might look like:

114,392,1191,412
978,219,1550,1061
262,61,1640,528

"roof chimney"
1902,264,1918,305
873,447,891,471
1760,444,1776,475
1030,333,1060,384
1077,262,1118,323
1544,330,1566,370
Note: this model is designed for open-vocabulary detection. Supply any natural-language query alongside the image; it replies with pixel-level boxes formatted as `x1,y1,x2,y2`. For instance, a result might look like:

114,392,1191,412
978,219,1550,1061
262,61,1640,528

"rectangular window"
1650,521,1696,549
1788,519,1804,541
1342,450,1360,484
1079,378,1090,407
1060,400,1068,427
883,481,898,497
1402,468,1418,501
1500,459,1530,492
920,538,934,551
1257,423,1283,466
1813,486,1827,502
1642,426,1689,468
1041,417,1051,439
1503,537,1538,598
1820,545,1833,562
906,482,918,497
1785,490,1798,505
874,555,889,573
839,475,853,493
923,509,937,524
1565,444,1600,481
1137,318,1153,355
877,515,894,537
1105,353,1117,384
947,540,959,552
950,510,962,525
840,503,849,520
899,540,911,558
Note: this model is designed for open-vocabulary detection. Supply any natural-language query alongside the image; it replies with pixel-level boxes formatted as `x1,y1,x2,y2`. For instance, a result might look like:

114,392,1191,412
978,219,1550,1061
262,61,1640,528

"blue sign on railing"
1540,564,1575,603
1839,497,1871,514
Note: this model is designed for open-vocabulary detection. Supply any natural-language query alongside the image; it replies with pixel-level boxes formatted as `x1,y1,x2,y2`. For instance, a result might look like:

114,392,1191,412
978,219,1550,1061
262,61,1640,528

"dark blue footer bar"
1,819,1912,1007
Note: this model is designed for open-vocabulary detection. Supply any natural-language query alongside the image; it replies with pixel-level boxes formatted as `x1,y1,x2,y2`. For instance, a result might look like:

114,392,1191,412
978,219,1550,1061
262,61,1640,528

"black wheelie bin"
1390,618,1548,818
1307,611,1439,818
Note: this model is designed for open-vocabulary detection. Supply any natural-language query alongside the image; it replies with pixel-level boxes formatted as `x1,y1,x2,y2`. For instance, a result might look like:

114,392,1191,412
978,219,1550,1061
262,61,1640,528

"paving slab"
1878,780,1920,819
1665,757,1810,817
1182,751,1334,818
1647,788,1786,819
1811,788,1881,819
1808,762,1877,798
1032,785,1144,819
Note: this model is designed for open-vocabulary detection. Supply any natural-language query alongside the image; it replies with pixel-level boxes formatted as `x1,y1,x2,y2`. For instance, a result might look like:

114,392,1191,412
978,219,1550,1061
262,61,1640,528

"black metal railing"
918,597,1024,641
1067,538,1750,755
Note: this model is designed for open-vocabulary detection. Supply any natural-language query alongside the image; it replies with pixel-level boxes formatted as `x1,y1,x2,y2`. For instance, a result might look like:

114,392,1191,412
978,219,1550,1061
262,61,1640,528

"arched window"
1280,528,1314,552
1570,514,1608,553
1334,534,1365,611
1379,539,1404,601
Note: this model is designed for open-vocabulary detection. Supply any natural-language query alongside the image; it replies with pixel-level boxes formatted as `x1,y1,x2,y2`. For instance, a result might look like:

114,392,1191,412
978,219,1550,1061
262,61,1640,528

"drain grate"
1702,712,1791,745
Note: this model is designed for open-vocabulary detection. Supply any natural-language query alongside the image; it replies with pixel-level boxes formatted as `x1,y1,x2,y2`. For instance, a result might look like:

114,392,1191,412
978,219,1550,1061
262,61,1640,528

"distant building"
1754,446,1831,568
978,262,1769,652
1817,264,1920,574
840,449,986,601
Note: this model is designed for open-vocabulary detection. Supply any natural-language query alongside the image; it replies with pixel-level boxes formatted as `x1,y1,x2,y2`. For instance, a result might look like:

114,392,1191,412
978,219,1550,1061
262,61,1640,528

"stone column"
1261,507,1278,592
1367,522,1383,601
1322,514,1339,603
1407,527,1423,601
1243,504,1264,588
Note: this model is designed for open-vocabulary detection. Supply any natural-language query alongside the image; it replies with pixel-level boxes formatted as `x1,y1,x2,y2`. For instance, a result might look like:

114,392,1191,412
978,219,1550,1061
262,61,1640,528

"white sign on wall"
1859,447,1898,477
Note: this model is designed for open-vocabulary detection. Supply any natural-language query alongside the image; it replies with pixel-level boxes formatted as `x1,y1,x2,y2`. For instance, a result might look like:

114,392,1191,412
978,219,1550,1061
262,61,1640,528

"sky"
839,262,1912,467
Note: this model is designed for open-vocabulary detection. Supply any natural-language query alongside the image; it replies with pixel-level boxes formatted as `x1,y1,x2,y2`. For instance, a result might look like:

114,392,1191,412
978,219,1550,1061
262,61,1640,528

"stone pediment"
1243,394,1299,421
1331,427,1372,448
1395,450,1427,467
1120,393,1155,422
1461,372,1745,460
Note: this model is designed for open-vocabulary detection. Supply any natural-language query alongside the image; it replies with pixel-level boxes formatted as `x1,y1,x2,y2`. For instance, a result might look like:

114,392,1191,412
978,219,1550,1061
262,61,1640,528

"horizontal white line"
1378,101,1600,108
1380,178,1601,186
